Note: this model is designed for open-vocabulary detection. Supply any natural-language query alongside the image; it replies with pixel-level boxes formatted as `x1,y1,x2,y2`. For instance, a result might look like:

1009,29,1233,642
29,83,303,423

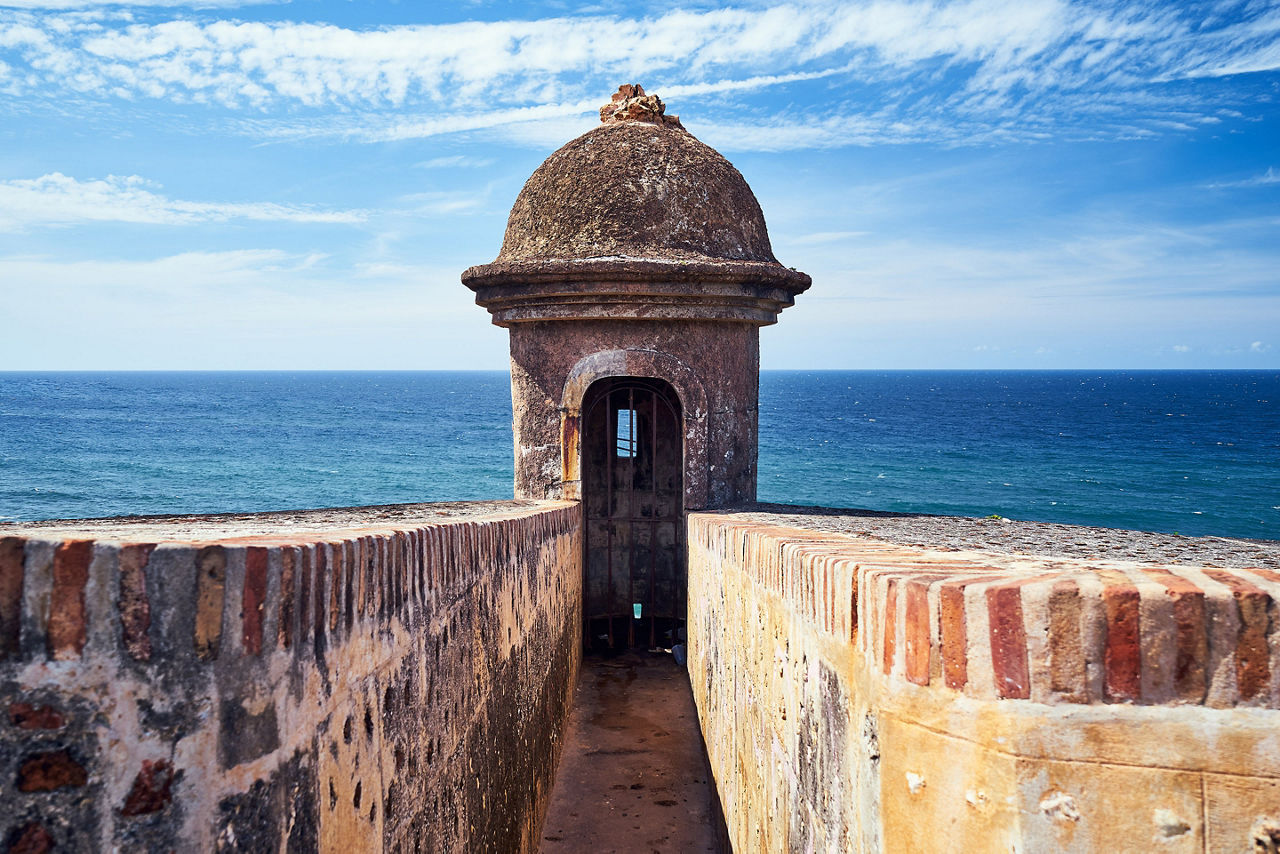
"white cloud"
0,1,1275,147
787,231,870,245
415,155,495,170
1206,166,1280,189
1172,344,1191,352
397,190,486,216
0,172,367,229
1251,341,1272,353
2,1,255,6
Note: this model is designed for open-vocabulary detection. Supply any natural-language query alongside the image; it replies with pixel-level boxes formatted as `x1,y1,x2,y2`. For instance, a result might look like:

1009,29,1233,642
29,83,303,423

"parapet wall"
0,501,581,853
687,511,1280,853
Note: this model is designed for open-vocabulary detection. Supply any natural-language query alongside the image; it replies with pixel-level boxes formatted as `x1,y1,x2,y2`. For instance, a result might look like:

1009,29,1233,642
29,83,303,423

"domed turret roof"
463,85,809,326
495,84,777,265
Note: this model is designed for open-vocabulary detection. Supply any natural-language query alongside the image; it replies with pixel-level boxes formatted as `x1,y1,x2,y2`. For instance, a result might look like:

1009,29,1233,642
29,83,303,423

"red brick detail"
329,543,342,633
0,537,23,659
1250,567,1280,585
903,579,932,685
313,546,326,641
242,548,268,656
357,538,368,618
1143,568,1208,703
1102,583,1141,702
48,540,93,659
938,582,968,690
344,541,356,632
298,547,312,644
120,759,176,817
987,584,1030,699
278,547,295,649
8,702,64,730
364,536,376,616
882,577,898,675
17,749,88,791
7,822,54,854
118,544,155,661
849,578,859,641
1203,568,1272,702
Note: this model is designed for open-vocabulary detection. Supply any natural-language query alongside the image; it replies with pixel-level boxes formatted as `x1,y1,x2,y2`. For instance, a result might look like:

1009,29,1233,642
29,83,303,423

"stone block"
1017,758,1203,853
1204,774,1280,853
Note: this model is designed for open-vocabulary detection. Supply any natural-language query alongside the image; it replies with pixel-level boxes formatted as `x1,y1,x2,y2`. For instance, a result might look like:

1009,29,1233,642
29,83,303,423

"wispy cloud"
787,230,870,245
1,0,257,6
0,172,367,229
397,189,487,216
1,1,1276,147
415,155,495,170
1205,166,1280,188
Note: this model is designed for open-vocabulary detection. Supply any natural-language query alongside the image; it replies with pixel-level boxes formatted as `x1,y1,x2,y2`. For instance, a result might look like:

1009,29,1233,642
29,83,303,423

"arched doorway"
581,376,685,651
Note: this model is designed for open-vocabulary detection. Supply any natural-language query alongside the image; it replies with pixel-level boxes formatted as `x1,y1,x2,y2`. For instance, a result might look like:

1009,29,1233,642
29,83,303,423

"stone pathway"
539,651,725,854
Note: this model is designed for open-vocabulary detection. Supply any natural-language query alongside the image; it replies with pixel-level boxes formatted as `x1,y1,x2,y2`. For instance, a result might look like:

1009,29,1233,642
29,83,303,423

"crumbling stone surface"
16,749,87,792
464,87,809,510
598,83,683,128
8,703,64,731
688,511,1280,853
740,502,1279,568
120,759,176,817
5,822,53,854
487,87,784,266
0,501,581,852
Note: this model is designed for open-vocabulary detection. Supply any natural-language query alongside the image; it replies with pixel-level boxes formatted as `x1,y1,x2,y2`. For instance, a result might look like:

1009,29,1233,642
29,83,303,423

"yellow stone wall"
687,512,1280,853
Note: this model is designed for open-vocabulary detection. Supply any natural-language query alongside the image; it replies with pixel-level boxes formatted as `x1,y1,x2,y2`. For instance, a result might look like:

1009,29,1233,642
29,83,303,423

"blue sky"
0,0,1277,370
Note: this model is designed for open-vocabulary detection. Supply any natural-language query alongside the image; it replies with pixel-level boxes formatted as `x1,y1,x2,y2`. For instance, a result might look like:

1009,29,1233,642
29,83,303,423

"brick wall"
687,512,1280,853
0,502,581,852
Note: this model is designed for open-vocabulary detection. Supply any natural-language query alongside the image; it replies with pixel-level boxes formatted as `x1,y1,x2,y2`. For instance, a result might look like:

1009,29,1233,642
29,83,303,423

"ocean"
1,371,1276,540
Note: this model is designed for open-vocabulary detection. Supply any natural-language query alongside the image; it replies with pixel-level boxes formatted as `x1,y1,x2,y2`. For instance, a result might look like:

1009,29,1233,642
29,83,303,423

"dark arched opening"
581,376,685,651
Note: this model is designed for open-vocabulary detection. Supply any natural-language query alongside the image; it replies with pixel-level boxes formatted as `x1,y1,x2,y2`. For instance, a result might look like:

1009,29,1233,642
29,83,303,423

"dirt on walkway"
539,651,726,854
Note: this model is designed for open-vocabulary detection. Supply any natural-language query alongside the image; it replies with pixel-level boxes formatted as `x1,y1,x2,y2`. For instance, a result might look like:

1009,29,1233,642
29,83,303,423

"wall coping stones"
689,511,1280,709
0,500,555,544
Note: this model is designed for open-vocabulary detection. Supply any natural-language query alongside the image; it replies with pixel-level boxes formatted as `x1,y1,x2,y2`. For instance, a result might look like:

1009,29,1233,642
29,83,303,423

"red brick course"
1203,568,1272,702
48,540,93,659
8,701,65,730
242,547,268,656
118,544,155,661
0,536,23,659
1101,578,1142,702
120,759,176,817
690,513,1280,709
987,584,1030,700
17,749,88,791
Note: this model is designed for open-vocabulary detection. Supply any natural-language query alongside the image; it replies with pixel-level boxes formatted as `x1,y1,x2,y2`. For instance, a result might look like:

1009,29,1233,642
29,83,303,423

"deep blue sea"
1,371,1276,540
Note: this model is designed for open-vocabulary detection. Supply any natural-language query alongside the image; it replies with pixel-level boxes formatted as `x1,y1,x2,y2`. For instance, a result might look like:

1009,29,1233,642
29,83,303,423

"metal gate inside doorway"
582,377,685,651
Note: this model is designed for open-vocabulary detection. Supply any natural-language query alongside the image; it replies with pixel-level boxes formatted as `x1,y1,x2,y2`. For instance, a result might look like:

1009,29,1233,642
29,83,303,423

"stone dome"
463,85,810,326
496,94,775,265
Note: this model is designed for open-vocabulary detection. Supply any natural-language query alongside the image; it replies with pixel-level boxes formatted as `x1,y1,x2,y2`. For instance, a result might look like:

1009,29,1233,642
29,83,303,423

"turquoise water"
1,370,1276,539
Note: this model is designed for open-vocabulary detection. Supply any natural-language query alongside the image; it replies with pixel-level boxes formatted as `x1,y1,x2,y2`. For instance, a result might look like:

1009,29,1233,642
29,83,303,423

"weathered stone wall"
687,512,1280,853
0,501,581,853
508,320,759,509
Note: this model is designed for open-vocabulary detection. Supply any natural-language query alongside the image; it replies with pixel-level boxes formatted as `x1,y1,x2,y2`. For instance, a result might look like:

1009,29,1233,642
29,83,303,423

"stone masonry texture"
463,85,809,512
0,501,581,852
687,509,1280,853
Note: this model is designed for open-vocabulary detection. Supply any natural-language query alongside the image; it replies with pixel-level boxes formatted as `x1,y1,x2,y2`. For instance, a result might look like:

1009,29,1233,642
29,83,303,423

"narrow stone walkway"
539,651,725,854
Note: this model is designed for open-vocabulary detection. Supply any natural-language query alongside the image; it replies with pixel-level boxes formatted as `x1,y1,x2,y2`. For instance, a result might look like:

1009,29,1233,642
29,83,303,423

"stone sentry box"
463,84,811,512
